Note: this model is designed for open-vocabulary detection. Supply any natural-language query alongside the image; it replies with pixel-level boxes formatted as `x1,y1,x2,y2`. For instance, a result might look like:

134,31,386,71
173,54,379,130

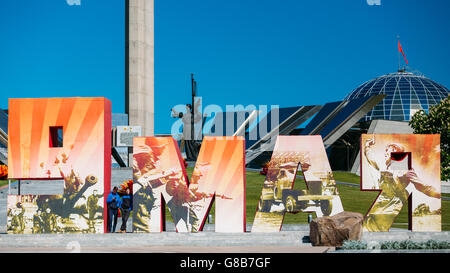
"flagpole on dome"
397,35,408,73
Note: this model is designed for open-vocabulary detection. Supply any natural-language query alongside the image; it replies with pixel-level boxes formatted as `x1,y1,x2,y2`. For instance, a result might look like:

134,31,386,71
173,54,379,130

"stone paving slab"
0,245,334,253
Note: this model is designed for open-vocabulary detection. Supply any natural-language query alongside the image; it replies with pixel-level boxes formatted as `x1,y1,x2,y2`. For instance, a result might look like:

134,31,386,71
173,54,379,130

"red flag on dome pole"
398,40,408,65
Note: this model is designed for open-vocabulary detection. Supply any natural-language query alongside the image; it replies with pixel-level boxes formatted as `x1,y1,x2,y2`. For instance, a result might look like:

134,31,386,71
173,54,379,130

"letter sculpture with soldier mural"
132,136,245,232
7,97,111,234
252,135,344,232
361,134,441,232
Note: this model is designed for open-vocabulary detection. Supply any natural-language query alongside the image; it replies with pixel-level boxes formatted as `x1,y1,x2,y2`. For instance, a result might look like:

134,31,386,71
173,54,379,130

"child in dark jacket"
119,187,133,233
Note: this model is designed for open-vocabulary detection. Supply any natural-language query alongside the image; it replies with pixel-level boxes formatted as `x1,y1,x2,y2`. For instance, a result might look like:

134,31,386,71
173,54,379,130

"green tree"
409,96,449,181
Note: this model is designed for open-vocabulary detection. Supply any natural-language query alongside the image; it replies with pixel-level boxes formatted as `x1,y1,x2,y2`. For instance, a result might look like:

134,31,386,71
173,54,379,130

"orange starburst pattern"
0,165,8,180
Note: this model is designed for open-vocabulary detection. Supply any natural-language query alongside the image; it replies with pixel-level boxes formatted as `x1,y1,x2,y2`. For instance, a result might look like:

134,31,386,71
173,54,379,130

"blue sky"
0,0,449,134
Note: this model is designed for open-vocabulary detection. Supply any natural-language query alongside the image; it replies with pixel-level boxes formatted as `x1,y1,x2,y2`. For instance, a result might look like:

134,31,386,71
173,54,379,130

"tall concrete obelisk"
126,0,154,137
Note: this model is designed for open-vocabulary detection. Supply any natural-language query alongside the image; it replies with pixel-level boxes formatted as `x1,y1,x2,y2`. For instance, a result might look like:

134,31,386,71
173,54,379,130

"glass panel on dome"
391,112,404,118
427,93,437,104
384,78,397,88
403,106,410,118
436,87,449,97
360,87,371,94
423,82,436,90
385,110,391,119
427,87,443,104
413,90,426,96
398,78,409,86
392,91,402,107
400,86,410,100
411,77,423,85
384,90,395,95
373,105,383,111
417,94,428,107
392,104,402,110
410,103,422,109
371,79,386,93
384,98,393,110
372,110,384,116
410,89,420,101
411,81,421,86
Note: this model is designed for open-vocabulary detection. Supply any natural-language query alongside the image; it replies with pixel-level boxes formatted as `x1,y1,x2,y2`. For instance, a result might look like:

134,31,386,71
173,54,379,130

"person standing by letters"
106,187,121,233
119,188,133,233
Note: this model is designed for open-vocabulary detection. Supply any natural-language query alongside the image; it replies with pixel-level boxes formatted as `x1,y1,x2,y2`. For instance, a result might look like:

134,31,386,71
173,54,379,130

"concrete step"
0,231,310,248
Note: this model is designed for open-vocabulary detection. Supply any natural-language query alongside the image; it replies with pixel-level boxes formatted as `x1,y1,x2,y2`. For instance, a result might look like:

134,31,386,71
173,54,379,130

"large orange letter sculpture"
252,135,344,232
7,97,111,234
361,134,441,232
132,136,245,232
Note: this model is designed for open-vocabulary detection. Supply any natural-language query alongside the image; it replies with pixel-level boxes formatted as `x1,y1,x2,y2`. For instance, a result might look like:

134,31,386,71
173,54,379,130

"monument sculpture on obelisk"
126,0,154,137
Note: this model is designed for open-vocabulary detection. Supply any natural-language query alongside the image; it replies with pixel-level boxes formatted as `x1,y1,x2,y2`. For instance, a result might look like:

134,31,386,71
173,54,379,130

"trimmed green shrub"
341,240,368,250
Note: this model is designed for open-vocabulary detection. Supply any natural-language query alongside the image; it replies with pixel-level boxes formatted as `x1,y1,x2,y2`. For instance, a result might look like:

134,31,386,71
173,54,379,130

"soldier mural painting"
8,171,101,234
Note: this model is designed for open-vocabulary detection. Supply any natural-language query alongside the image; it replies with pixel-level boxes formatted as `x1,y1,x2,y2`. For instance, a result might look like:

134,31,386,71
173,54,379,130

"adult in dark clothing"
106,187,121,233
119,188,133,233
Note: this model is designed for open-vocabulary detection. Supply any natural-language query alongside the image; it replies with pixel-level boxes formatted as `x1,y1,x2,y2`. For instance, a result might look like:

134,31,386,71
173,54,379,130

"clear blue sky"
0,0,449,134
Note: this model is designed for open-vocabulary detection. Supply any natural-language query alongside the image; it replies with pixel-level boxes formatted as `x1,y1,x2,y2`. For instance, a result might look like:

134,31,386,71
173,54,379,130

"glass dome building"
344,71,449,121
